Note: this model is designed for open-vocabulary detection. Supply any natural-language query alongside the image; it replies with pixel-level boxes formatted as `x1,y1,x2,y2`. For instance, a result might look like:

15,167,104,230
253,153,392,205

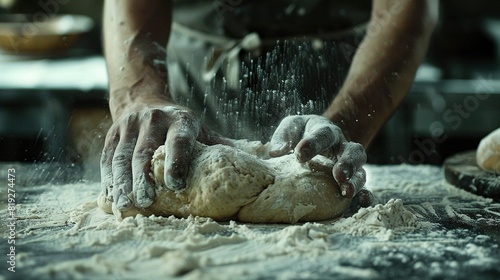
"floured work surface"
1,165,500,280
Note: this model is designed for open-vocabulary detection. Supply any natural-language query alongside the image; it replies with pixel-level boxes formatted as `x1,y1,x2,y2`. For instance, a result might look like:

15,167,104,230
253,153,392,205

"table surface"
1,164,499,280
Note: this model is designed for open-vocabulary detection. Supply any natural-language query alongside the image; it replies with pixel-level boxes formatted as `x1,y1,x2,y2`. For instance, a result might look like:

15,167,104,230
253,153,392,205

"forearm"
324,0,438,148
103,0,173,120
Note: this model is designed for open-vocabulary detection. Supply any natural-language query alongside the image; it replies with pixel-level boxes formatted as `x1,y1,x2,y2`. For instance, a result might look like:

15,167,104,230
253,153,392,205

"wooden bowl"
0,14,94,54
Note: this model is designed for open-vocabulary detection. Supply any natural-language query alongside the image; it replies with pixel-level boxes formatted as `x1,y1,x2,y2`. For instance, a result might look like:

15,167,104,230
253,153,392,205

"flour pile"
7,165,500,279
332,199,419,241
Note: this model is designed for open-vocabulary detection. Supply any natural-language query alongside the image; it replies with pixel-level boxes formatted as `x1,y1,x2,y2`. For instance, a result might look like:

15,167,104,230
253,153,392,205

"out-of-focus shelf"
0,54,108,93
371,62,500,164
0,54,109,163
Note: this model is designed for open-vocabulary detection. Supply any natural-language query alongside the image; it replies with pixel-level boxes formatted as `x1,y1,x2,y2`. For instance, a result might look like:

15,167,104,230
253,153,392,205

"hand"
100,105,232,211
347,189,374,215
269,115,368,199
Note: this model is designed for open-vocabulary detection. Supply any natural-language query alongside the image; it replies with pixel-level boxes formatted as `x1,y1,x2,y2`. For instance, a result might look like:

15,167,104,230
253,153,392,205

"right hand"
268,115,367,199
100,104,233,211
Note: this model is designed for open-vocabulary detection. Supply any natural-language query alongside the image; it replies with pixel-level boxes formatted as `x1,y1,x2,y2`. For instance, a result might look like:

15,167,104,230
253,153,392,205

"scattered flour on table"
15,181,419,279
32,206,404,279
332,198,420,241
10,164,500,279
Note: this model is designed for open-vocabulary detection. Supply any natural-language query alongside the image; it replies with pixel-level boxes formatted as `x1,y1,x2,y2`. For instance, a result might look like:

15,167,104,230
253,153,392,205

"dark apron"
167,1,370,141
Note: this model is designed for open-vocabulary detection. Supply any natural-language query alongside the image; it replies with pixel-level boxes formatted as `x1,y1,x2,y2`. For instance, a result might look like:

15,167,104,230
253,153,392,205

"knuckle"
171,134,195,148
345,141,366,156
283,115,303,127
330,125,342,136
132,150,155,170
351,142,364,150
122,112,139,125
134,145,155,156
104,128,120,145
312,128,331,145
282,115,297,122
112,152,131,166
101,142,118,166
100,149,111,165
175,109,192,119
142,108,166,123
175,110,196,124
113,173,132,191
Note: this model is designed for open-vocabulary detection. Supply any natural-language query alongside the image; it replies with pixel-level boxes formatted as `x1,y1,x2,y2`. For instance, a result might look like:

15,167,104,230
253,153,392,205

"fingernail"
116,195,132,210
297,145,314,162
359,190,374,207
341,184,354,198
135,189,153,208
339,163,351,181
165,175,186,191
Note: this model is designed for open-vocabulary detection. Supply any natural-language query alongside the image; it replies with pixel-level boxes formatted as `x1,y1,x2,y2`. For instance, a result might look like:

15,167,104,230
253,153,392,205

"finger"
132,110,166,208
356,189,374,208
100,127,119,202
198,126,236,147
269,116,306,157
163,109,200,191
338,168,366,198
332,142,367,185
295,119,343,162
346,188,372,215
347,188,374,215
111,116,139,210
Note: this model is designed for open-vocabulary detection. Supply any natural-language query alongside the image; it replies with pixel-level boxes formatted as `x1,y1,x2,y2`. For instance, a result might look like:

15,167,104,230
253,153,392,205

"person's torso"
172,0,371,38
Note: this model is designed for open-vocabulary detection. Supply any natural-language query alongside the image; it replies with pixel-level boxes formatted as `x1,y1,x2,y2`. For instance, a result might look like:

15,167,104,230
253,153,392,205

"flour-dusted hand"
269,115,368,199
100,105,233,211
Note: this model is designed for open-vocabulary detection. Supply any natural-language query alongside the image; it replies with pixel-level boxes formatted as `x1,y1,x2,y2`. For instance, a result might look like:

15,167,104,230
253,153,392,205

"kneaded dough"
477,128,500,173
98,141,351,223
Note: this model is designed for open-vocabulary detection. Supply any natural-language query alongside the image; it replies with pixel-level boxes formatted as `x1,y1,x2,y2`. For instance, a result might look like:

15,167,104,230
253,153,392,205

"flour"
7,165,500,279
331,199,420,241
16,182,419,279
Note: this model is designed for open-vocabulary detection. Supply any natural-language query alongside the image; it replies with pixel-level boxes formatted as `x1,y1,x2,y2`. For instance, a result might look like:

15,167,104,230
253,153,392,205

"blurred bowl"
0,14,94,54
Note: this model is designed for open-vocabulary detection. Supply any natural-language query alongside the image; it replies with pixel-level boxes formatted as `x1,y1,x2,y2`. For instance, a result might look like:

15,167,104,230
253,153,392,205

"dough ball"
98,142,351,223
477,128,500,173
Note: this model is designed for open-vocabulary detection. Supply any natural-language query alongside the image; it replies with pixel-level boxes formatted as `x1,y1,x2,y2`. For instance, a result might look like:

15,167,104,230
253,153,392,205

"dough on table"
98,141,351,223
477,128,500,173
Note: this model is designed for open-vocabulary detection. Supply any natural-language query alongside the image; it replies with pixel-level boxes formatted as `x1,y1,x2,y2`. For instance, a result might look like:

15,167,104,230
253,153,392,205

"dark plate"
443,150,500,200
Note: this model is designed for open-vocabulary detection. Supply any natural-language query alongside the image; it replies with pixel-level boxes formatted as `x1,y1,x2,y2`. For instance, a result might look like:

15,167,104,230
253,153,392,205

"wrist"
323,89,377,148
108,86,175,120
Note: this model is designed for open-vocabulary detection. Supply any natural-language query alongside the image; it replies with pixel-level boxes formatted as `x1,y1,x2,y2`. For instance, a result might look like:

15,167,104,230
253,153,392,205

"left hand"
269,115,368,199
